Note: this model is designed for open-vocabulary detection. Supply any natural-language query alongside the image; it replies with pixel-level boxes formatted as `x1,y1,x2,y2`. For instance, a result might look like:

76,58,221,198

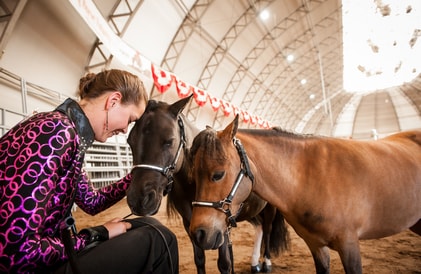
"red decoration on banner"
233,106,240,116
175,78,192,98
221,100,233,116
257,116,264,127
241,110,250,122
250,115,257,125
150,64,271,127
208,95,221,111
151,64,174,93
192,87,207,106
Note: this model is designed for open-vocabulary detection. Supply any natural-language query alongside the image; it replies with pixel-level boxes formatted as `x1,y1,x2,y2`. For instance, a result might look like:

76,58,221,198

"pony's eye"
211,171,225,182
163,138,174,147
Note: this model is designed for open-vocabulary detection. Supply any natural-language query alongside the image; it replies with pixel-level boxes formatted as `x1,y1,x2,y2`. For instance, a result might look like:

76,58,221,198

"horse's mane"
238,126,318,140
190,126,319,167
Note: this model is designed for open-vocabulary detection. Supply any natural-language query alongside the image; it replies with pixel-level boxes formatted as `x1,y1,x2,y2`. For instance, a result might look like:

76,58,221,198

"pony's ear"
221,114,239,141
169,94,193,117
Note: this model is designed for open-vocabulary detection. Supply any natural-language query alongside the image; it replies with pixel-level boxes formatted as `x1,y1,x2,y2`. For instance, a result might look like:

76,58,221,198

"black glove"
78,225,109,252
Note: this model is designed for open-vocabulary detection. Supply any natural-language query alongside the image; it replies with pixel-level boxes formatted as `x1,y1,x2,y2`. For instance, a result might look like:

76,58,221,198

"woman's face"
95,94,146,142
100,101,145,142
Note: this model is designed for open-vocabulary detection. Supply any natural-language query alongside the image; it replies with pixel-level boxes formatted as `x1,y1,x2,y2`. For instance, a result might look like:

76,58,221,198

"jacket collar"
55,98,95,151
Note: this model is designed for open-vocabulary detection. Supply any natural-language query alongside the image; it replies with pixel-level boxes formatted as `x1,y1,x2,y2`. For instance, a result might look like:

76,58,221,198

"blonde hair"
78,69,148,105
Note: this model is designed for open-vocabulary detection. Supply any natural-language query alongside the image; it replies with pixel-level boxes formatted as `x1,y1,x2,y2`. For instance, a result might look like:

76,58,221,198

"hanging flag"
241,110,250,122
208,95,221,111
192,87,207,106
250,115,257,125
175,78,192,98
257,116,264,127
221,100,233,116
152,64,174,93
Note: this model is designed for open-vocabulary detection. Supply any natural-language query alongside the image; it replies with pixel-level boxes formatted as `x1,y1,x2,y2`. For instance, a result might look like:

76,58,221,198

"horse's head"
126,95,192,216
189,115,254,250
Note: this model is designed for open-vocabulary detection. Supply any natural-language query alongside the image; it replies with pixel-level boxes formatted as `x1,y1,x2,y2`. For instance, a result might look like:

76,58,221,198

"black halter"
192,137,254,227
131,117,186,195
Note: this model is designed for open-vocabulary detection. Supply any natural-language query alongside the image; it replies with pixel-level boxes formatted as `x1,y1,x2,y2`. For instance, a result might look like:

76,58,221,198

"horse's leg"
336,238,363,274
261,204,280,273
309,245,330,274
182,217,206,274
217,233,232,274
251,224,263,273
191,242,206,274
409,219,421,235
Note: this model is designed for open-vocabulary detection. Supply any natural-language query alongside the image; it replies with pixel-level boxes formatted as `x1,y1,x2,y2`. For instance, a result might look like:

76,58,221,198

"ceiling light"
287,54,294,62
259,10,269,21
301,79,307,85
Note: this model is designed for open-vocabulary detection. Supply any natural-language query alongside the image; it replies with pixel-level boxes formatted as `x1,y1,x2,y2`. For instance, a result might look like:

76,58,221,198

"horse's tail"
269,209,290,256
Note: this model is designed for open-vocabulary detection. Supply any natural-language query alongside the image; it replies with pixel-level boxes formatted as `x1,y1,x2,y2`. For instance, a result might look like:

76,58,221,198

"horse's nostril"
194,228,206,245
142,190,156,207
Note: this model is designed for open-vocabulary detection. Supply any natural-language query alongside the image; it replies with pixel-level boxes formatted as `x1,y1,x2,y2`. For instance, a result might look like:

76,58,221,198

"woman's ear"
106,91,122,110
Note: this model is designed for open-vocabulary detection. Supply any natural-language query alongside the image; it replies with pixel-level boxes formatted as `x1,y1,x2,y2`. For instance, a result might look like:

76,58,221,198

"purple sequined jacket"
0,98,131,273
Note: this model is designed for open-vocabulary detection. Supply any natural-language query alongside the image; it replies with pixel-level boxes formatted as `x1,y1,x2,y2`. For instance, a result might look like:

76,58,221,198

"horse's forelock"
145,100,163,113
191,129,227,169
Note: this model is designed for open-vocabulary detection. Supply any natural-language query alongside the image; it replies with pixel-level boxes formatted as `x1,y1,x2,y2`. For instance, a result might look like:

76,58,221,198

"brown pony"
189,115,421,274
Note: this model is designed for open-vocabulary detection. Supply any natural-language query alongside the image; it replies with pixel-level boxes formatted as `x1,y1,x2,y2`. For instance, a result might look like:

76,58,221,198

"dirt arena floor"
73,198,421,273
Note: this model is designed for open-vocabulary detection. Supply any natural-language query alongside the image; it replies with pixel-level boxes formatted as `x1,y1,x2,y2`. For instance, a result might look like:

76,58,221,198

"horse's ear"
169,94,193,117
221,114,239,141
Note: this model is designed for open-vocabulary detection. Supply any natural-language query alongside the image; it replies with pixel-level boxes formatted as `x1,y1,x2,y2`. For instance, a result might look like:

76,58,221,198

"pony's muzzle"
127,187,161,216
191,226,224,250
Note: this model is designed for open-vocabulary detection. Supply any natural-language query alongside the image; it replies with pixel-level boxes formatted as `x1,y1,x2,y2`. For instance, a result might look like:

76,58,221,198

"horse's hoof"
251,263,262,273
262,262,272,273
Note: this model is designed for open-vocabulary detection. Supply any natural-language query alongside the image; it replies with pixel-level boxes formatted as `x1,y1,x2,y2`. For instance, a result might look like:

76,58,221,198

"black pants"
54,217,178,274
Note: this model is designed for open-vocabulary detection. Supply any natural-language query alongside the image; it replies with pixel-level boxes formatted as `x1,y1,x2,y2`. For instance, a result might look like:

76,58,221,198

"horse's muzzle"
126,189,161,216
191,226,224,250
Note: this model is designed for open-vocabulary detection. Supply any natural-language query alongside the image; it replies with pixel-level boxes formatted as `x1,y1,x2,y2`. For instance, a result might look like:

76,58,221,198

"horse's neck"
241,133,306,212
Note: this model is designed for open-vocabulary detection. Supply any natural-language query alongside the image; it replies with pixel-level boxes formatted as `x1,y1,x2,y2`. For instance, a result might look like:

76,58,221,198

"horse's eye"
163,138,173,147
211,171,225,182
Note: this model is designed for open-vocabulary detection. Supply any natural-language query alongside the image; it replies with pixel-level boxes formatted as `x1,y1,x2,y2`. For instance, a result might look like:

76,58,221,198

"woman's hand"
103,218,132,239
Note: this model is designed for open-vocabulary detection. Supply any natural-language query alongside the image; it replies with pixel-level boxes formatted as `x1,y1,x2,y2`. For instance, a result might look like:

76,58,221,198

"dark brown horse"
126,97,289,273
189,115,421,274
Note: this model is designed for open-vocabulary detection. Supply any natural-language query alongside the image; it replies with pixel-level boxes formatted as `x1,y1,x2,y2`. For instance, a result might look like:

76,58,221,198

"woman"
0,69,179,273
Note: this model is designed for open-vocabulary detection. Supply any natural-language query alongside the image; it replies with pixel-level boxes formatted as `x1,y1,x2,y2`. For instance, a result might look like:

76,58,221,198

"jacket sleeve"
74,171,132,216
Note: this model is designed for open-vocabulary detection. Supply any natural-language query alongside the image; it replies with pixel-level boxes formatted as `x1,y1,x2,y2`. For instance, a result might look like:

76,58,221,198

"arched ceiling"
121,0,421,139
2,0,421,140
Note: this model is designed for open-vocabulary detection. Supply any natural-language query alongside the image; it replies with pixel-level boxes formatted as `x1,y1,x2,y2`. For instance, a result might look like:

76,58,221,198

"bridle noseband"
192,137,254,227
131,117,186,195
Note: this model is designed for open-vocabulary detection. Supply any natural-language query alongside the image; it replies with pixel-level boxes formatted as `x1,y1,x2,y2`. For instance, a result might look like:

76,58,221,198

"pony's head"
189,115,254,249
126,95,192,216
